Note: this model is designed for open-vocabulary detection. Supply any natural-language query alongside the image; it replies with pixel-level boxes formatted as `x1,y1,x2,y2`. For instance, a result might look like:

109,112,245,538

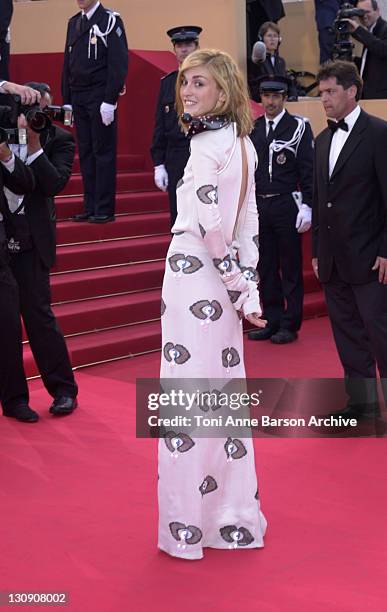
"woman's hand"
245,312,267,328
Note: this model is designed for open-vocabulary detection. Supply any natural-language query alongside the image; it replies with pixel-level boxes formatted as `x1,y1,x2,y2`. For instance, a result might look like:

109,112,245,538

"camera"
332,3,366,61
0,127,27,146
0,95,73,134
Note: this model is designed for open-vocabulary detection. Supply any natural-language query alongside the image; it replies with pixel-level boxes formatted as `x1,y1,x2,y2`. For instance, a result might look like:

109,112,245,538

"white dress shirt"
265,108,285,137
83,1,100,19
329,105,361,177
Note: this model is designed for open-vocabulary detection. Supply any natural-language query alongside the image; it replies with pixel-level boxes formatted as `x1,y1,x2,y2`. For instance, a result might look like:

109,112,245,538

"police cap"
258,74,291,94
166,25,202,44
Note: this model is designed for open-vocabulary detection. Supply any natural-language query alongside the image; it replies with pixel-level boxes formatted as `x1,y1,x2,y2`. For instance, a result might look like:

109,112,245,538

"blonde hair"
175,49,253,137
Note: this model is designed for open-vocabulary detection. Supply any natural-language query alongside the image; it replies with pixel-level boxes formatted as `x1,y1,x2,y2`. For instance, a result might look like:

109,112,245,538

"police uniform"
249,76,314,342
150,26,202,226
0,0,13,81
62,2,128,221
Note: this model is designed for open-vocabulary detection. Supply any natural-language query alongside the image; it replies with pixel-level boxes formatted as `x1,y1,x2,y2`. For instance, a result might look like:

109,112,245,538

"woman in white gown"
158,49,267,560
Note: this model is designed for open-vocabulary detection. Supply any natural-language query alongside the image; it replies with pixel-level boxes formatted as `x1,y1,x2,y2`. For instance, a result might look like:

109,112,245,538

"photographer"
344,0,387,98
2,82,78,419
0,80,40,423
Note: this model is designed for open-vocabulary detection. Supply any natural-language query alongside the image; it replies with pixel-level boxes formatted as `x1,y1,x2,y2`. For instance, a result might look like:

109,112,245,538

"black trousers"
72,89,117,217
323,263,387,404
9,249,77,400
0,245,29,411
257,194,303,332
317,27,336,65
166,147,190,227
0,39,10,81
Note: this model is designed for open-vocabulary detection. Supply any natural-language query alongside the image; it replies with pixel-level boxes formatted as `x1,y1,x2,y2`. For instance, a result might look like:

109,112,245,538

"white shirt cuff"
0,80,7,93
26,149,44,165
1,153,15,173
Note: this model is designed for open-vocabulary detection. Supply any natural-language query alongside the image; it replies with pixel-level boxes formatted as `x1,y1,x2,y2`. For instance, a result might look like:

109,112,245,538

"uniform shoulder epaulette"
161,70,178,81
293,114,309,123
105,8,121,17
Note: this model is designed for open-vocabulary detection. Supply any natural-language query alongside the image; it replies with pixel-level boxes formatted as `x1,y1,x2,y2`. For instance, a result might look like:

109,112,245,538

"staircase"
23,153,170,377
23,156,326,378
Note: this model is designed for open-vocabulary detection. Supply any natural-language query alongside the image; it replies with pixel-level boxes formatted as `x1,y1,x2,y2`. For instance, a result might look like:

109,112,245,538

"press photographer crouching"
1,81,78,423
339,0,387,98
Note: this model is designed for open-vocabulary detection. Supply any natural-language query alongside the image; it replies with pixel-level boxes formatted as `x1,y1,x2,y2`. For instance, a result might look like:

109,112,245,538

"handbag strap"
233,137,248,241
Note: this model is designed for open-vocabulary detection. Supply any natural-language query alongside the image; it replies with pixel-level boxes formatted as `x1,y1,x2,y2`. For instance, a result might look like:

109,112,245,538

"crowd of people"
0,0,386,562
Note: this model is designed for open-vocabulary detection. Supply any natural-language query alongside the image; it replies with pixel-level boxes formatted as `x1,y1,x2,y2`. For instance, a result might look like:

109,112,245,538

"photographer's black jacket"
62,4,128,105
150,70,189,167
2,126,75,268
353,17,387,99
250,110,314,205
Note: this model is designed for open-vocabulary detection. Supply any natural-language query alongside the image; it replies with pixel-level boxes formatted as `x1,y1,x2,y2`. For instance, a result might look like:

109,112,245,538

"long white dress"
158,122,267,559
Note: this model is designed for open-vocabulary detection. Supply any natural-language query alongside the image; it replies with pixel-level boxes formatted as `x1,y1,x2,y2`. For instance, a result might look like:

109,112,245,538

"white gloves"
295,204,312,233
100,102,116,126
154,164,168,192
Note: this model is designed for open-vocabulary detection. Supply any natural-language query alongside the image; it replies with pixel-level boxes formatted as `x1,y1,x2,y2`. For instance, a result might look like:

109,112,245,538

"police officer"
151,25,202,226
249,75,314,344
62,0,128,223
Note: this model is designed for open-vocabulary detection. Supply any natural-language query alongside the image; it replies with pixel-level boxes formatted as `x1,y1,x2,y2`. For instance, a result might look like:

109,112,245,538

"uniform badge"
164,105,170,113
276,152,287,165
91,36,97,45
116,26,122,37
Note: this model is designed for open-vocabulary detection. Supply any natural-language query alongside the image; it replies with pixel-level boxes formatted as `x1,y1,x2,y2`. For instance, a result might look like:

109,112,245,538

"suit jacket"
0,157,35,245
312,109,387,284
353,17,387,99
259,0,285,22
62,3,128,105
150,70,189,167
251,110,314,205
20,126,75,269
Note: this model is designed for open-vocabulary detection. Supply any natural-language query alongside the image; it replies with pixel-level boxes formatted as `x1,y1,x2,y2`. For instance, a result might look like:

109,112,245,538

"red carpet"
2,317,387,612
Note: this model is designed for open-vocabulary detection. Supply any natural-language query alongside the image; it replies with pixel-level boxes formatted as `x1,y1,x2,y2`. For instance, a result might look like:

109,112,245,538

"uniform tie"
80,14,88,33
267,120,275,144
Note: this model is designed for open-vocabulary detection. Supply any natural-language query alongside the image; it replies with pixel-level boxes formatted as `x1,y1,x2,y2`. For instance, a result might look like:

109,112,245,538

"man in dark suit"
0,80,42,423
151,25,202,227
2,82,78,419
314,1,340,64
344,0,387,98
0,0,13,81
249,75,314,345
313,60,387,418
62,0,128,223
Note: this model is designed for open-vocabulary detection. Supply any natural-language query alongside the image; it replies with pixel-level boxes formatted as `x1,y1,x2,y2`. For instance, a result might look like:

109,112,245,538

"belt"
256,193,281,198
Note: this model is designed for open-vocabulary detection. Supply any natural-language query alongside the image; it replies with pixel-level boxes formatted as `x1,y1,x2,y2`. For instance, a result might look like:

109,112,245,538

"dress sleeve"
236,178,261,317
190,132,259,313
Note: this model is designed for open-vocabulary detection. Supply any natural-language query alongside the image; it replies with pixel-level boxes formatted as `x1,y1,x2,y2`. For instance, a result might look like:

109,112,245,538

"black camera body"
332,3,366,61
0,95,74,135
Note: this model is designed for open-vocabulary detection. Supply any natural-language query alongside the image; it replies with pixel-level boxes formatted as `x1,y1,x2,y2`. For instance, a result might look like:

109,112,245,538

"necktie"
80,14,88,33
327,118,348,133
267,120,275,143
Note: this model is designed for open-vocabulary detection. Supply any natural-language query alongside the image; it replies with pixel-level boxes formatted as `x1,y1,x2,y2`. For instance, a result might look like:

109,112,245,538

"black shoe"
72,212,92,222
88,215,115,224
248,327,277,341
3,404,39,423
49,396,78,416
270,329,298,344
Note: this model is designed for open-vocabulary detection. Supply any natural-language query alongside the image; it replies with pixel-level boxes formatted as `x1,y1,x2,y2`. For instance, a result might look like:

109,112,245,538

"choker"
181,113,230,137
